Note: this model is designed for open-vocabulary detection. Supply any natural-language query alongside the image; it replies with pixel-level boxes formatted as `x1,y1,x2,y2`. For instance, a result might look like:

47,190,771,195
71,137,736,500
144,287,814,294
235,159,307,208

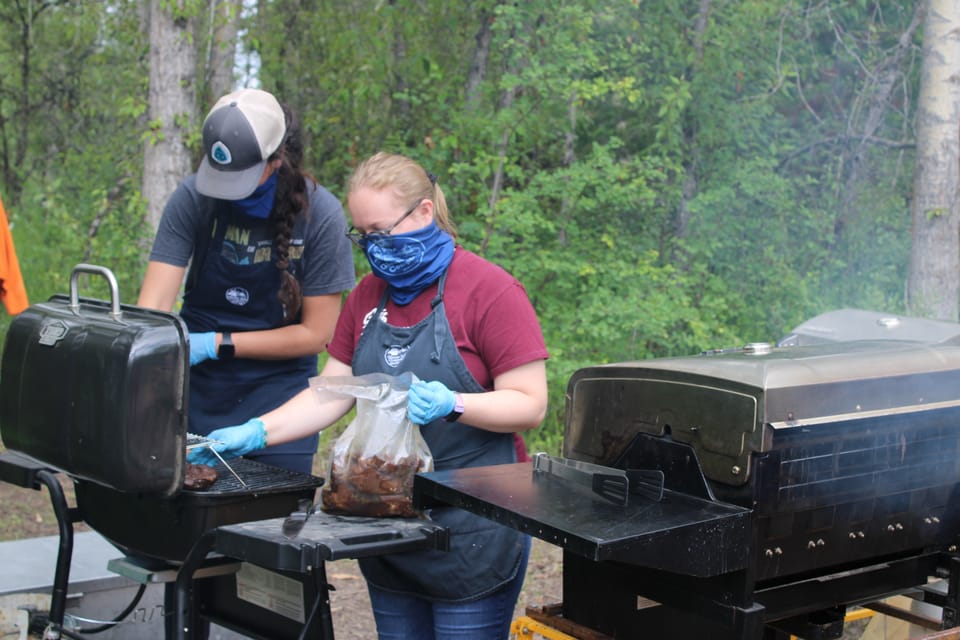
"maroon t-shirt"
328,247,548,461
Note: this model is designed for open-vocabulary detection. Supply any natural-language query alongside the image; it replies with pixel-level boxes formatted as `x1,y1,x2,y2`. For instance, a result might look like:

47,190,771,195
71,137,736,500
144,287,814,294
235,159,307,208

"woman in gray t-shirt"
138,89,354,473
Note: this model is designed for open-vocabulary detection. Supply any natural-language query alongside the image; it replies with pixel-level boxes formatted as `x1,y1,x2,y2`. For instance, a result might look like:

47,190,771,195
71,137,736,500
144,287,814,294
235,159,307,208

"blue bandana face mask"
231,171,278,219
363,221,455,305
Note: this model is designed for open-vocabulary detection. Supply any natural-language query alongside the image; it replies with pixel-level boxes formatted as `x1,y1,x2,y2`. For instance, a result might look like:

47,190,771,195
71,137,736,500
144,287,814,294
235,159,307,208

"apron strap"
429,272,449,363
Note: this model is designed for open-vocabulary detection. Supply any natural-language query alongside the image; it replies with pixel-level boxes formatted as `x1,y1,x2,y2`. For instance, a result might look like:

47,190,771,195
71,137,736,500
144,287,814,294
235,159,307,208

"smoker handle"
69,263,122,321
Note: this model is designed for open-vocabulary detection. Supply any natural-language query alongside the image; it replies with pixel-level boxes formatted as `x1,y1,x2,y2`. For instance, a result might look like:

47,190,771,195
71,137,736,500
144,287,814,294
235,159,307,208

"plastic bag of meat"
313,372,433,518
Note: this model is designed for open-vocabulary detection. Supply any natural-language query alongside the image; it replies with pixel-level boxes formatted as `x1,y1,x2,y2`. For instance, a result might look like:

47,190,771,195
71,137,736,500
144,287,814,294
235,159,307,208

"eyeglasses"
346,198,424,248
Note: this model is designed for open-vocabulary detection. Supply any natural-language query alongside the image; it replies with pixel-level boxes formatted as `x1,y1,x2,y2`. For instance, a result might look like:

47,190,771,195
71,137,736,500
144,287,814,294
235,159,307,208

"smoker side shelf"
414,462,752,578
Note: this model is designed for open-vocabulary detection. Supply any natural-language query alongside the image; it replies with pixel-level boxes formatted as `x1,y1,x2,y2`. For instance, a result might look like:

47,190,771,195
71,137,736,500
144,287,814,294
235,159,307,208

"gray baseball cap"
196,89,286,200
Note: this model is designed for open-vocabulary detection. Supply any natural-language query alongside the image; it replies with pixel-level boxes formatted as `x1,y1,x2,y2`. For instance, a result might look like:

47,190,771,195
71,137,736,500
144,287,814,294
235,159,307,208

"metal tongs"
533,452,664,506
185,433,247,487
281,498,317,539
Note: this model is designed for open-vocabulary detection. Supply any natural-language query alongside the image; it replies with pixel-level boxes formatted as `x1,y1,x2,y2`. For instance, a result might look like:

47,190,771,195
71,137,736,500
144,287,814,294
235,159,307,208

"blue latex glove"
189,332,218,366
407,380,456,425
187,418,267,467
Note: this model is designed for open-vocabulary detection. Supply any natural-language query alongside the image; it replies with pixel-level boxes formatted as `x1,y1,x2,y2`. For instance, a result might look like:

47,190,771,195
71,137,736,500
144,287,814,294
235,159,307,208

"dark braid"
269,104,308,323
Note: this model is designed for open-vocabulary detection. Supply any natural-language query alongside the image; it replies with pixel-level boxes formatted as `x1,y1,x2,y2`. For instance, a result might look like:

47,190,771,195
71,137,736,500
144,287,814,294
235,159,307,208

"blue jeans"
367,535,531,639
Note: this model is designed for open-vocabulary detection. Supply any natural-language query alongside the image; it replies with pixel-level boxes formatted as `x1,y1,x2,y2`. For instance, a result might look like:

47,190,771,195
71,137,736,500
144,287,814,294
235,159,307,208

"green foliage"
0,1,149,311
15,178,152,307
0,0,934,455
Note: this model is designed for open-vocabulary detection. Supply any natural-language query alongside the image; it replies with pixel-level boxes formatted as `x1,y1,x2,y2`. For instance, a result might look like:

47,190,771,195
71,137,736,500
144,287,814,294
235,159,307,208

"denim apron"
180,206,319,471
353,273,526,601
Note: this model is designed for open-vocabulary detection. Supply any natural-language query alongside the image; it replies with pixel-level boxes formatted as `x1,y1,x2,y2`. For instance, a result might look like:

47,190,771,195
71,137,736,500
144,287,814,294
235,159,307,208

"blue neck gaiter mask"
231,172,278,219
364,221,455,305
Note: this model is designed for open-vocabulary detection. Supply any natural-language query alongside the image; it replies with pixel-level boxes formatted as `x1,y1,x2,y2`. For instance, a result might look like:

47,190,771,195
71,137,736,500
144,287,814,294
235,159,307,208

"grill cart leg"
34,470,77,640
0,453,81,640
306,562,336,639
171,530,217,640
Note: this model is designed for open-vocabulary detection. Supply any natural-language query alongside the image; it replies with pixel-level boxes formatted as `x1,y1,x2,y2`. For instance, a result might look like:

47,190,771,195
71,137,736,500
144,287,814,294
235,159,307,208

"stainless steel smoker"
415,310,960,639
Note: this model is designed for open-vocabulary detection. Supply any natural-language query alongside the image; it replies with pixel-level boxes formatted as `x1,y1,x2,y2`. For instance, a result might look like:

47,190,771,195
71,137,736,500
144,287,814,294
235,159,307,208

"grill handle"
69,263,122,321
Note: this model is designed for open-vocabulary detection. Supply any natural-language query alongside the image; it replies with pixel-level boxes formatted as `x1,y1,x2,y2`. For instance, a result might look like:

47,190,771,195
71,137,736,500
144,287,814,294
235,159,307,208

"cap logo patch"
211,141,232,165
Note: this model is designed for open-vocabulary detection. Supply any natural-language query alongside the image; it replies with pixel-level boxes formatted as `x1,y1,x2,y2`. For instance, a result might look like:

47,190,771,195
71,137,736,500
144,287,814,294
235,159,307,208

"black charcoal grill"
0,264,321,563
0,264,448,640
415,310,960,639
74,458,322,562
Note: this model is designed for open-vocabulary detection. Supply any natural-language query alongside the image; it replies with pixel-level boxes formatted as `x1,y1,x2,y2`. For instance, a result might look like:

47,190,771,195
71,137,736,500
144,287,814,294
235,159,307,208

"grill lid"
0,264,190,496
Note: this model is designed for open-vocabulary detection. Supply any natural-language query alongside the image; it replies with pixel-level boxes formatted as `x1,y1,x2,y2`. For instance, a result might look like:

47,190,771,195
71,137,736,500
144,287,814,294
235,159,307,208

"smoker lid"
612,338,960,391
565,333,960,488
778,308,960,347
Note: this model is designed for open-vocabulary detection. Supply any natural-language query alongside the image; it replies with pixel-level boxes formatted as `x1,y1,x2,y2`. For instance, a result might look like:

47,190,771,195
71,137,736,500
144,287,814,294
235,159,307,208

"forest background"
1,0,958,455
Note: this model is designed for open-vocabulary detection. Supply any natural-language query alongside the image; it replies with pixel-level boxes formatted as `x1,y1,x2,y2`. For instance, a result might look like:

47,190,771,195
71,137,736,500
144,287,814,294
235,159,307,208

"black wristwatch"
218,332,235,360
445,393,464,422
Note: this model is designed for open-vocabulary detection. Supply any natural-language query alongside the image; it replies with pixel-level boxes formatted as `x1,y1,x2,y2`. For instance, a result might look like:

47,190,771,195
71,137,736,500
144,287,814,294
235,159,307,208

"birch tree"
203,0,240,105
142,0,197,233
908,0,960,321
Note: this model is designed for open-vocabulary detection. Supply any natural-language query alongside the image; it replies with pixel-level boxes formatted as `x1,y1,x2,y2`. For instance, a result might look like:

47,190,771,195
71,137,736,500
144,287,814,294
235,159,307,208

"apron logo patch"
225,287,250,306
383,345,409,368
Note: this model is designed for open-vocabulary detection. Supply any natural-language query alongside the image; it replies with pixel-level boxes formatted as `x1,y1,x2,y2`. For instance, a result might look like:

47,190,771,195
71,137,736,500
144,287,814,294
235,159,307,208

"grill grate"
187,457,321,496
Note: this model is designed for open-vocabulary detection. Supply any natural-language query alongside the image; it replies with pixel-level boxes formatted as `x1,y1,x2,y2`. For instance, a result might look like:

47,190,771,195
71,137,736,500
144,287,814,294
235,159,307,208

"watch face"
218,333,235,359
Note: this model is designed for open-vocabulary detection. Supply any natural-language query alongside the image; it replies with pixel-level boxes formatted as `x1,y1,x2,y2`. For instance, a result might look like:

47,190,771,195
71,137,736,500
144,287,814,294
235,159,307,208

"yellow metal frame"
509,607,879,640
510,615,579,640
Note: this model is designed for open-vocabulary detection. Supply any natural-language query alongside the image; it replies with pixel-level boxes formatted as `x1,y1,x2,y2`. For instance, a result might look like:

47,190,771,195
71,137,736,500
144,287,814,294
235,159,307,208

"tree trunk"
670,0,711,266
1,0,64,202
834,5,924,249
142,0,197,234
388,0,410,128
204,0,240,105
481,79,517,256
480,7,531,255
907,0,960,321
465,3,499,113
